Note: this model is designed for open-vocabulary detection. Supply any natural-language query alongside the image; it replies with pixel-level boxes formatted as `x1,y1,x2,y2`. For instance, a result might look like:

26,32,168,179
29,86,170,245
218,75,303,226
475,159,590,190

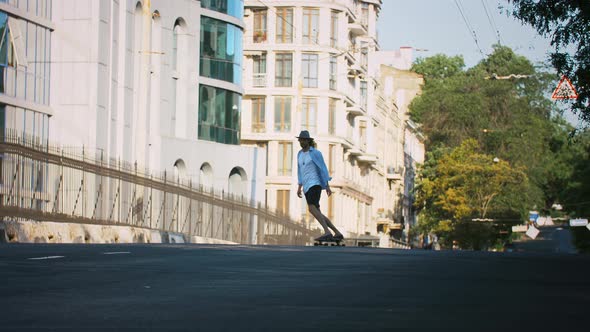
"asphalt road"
1,243,589,331
513,225,578,254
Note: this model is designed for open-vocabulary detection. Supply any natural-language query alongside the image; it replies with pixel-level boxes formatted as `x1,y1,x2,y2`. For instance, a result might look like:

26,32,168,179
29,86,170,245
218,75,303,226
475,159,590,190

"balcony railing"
253,31,267,43
252,73,267,87
251,122,266,133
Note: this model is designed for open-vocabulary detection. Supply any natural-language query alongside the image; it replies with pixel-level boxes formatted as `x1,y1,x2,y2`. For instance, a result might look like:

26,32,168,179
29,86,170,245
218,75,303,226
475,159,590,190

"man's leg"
308,204,331,235
323,214,343,237
309,205,343,237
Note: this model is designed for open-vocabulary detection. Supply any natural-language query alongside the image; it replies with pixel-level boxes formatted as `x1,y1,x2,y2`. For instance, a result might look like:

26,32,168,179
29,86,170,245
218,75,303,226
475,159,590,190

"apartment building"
240,0,387,237
370,48,425,241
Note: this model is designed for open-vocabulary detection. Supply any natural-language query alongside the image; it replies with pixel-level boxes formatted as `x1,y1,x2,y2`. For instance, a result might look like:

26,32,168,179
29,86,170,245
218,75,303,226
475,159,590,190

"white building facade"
241,0,389,237
47,0,265,202
372,51,425,241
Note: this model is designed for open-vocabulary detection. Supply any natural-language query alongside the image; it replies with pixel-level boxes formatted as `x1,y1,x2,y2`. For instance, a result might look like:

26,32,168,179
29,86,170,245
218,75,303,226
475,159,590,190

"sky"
376,0,582,126
376,0,555,68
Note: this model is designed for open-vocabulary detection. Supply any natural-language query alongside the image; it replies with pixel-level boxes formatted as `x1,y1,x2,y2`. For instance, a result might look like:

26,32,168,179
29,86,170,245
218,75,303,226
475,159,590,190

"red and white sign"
552,75,578,100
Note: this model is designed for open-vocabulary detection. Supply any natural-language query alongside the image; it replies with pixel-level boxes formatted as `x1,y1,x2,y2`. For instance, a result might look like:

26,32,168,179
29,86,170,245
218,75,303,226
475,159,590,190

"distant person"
296,130,344,242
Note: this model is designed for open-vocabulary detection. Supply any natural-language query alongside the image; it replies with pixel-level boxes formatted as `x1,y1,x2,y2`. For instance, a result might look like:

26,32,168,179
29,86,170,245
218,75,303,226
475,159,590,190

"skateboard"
314,238,345,246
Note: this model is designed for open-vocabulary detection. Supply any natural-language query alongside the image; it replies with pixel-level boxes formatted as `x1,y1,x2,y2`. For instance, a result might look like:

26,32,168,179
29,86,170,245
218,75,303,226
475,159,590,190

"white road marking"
27,256,65,260
102,252,131,255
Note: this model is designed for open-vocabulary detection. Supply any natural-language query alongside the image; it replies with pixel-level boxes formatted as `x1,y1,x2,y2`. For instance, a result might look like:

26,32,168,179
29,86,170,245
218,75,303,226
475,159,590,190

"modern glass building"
198,0,244,145
0,0,53,141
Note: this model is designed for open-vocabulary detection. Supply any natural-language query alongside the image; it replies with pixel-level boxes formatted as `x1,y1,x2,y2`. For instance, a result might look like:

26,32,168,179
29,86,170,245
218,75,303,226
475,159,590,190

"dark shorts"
304,185,322,208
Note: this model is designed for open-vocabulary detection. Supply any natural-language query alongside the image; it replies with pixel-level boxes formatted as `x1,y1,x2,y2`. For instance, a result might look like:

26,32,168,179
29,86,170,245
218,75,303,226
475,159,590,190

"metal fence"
0,129,318,245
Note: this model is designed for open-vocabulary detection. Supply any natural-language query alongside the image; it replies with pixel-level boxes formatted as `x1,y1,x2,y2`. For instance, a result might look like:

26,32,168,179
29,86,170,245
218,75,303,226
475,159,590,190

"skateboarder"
295,130,344,242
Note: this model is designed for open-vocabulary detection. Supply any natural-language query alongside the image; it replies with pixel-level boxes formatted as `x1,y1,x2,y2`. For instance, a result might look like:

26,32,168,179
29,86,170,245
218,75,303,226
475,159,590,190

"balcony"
348,148,362,156
386,166,404,181
348,63,362,77
253,31,267,44
357,153,377,164
346,104,364,116
252,73,267,88
251,123,266,133
349,21,367,36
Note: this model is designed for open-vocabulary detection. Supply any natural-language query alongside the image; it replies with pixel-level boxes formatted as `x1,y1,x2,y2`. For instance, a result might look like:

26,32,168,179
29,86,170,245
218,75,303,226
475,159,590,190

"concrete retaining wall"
0,220,190,244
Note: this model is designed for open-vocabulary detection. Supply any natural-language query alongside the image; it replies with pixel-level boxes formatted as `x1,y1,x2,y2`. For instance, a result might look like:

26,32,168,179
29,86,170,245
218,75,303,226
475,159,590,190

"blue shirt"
297,147,332,193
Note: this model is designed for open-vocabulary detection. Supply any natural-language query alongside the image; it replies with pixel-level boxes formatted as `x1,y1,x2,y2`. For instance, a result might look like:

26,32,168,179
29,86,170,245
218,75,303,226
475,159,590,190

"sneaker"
315,234,334,241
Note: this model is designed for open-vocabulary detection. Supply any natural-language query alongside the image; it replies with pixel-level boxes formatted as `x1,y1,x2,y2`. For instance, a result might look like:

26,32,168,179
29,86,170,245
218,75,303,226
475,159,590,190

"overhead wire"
481,0,504,45
454,0,486,60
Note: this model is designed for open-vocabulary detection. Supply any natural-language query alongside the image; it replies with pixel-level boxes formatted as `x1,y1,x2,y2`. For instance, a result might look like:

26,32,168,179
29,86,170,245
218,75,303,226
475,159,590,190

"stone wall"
0,220,189,244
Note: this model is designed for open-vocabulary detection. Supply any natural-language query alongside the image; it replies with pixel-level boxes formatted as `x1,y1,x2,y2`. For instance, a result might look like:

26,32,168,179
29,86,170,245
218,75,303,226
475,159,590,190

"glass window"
361,42,368,68
0,12,10,66
360,81,367,109
302,53,318,88
302,8,319,45
328,144,335,174
301,98,317,135
330,11,339,48
361,2,369,27
253,9,267,43
198,84,242,145
359,120,367,149
200,0,244,20
275,7,293,43
275,53,292,87
1,13,50,107
276,189,290,215
0,104,5,136
200,17,243,85
329,55,337,90
274,96,291,132
172,22,179,71
329,98,336,135
253,53,266,87
251,96,265,133
278,142,292,176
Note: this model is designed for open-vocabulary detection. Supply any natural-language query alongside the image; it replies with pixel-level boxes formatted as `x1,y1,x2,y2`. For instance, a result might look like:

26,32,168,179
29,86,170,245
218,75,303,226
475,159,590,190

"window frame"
302,7,319,45
301,97,317,135
275,52,293,87
251,96,266,133
301,53,318,88
275,7,293,43
277,141,293,176
273,96,291,132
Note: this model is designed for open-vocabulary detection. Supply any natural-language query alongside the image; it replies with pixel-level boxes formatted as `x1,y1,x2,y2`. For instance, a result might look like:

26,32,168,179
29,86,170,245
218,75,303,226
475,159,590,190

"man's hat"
296,130,312,140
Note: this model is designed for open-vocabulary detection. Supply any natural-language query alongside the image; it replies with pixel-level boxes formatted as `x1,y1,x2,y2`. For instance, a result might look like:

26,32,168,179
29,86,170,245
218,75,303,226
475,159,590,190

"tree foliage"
508,0,590,123
410,46,567,211
414,140,528,249
409,45,588,249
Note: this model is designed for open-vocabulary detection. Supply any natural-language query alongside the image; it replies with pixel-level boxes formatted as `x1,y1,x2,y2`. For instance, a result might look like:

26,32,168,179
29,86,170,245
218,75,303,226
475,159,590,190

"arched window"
150,11,162,138
199,163,213,190
228,167,247,198
173,159,187,181
171,18,187,137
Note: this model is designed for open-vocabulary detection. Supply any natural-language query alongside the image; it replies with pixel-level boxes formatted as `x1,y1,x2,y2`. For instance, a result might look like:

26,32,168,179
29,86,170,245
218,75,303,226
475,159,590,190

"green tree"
507,0,590,122
412,54,465,80
414,140,529,250
410,45,567,212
